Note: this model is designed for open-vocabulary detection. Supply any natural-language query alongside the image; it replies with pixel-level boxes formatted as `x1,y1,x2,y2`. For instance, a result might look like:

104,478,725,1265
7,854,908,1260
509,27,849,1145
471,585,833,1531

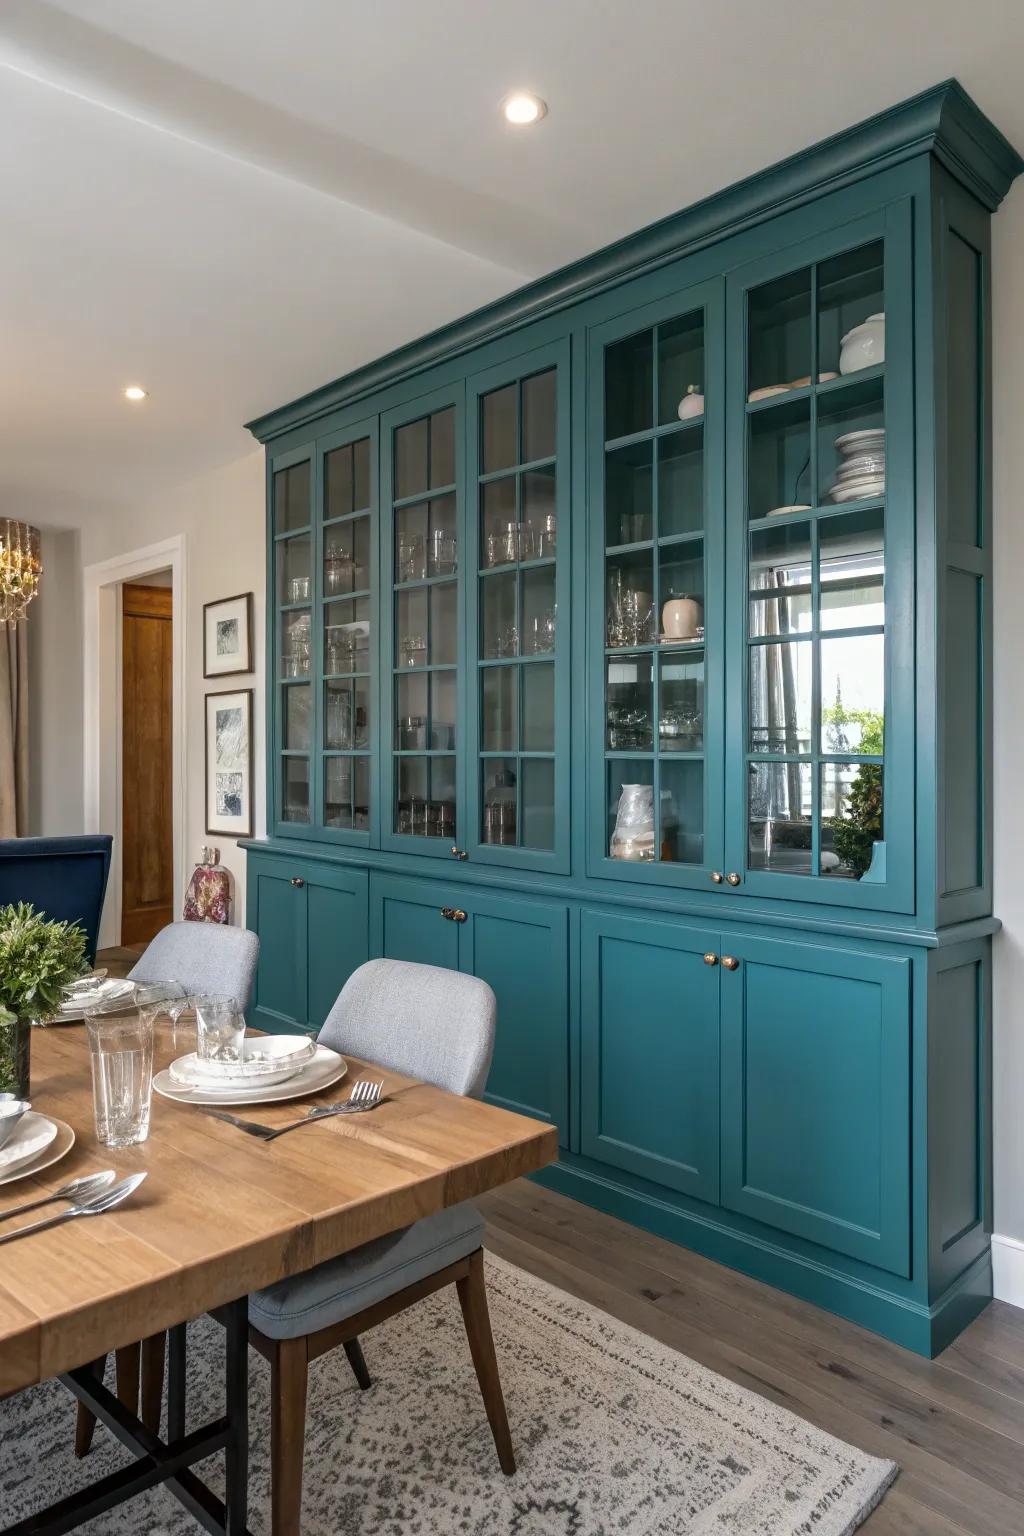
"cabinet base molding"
533,1161,993,1358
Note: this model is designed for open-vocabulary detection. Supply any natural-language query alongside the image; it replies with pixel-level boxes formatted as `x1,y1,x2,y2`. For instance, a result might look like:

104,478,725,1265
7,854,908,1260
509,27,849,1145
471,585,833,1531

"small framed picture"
203,592,253,678
205,689,254,838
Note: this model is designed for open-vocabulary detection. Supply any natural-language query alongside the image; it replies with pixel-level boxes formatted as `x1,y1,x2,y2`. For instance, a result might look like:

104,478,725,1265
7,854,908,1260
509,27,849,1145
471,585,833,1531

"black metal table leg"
167,1320,188,1441
223,1298,249,1534
2,1304,252,1536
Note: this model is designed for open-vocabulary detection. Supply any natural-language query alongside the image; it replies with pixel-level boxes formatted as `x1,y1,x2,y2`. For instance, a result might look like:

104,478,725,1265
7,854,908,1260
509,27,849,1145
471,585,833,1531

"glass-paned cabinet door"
318,419,377,843
588,280,725,887
380,385,464,857
467,340,571,871
272,447,314,831
726,203,915,912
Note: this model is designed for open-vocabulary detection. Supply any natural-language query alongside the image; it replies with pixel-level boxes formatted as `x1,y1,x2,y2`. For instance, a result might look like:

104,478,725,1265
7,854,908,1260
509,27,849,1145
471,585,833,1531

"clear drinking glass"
85,1010,154,1148
133,980,186,1027
194,995,246,1065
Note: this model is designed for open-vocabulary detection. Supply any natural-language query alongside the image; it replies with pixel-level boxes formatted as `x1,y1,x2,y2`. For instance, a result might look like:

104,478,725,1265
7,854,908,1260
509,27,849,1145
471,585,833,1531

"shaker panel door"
248,859,308,1032
580,909,720,1201
306,867,369,1031
369,872,461,971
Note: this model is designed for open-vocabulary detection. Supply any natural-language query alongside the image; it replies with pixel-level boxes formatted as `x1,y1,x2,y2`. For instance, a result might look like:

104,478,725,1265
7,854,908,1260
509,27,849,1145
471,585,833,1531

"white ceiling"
2,0,1023,527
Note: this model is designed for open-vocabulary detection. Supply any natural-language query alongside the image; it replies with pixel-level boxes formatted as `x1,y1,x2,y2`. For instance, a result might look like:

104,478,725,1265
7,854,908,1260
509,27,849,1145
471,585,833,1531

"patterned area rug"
1,1254,896,1534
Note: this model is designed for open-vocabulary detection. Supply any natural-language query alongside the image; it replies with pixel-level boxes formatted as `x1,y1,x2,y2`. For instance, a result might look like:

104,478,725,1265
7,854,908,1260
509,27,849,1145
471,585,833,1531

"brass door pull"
441,907,468,923
703,952,719,966
726,872,742,886
710,871,724,884
441,906,454,920
450,847,468,861
721,955,740,971
290,877,305,888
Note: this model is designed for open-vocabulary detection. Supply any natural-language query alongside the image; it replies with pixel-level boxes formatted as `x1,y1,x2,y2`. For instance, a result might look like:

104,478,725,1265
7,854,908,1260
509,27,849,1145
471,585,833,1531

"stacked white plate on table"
828,428,886,503
154,1034,347,1107
0,1106,76,1187
56,975,135,1022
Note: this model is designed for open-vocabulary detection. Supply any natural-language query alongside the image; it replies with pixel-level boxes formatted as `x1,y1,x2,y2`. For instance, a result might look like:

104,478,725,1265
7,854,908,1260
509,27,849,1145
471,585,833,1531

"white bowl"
835,428,886,454
839,312,885,374
0,1099,30,1151
836,453,886,479
828,478,886,503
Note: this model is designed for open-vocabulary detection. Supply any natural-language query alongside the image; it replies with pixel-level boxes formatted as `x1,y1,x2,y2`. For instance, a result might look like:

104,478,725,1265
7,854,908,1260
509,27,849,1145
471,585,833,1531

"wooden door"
121,582,173,944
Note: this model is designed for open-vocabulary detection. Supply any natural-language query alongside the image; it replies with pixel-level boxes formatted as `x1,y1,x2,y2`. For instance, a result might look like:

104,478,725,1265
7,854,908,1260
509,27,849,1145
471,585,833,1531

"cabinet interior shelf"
478,556,556,577
748,494,885,529
604,415,704,455
746,363,885,417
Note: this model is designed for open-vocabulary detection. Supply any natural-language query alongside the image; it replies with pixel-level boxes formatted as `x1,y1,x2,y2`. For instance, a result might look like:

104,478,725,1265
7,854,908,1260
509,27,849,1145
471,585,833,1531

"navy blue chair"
0,834,113,964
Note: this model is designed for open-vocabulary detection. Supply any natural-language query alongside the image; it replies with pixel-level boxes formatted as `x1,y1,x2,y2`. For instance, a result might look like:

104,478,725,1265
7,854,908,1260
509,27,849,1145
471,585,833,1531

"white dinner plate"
0,1118,75,1187
834,428,886,453
169,1049,309,1092
154,1045,347,1107
0,1112,59,1174
764,503,812,518
828,479,886,503
57,977,135,1022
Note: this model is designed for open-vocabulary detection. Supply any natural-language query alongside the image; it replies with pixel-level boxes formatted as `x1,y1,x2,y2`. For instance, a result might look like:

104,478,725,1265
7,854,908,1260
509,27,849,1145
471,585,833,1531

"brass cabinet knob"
703,952,719,966
452,908,468,923
710,871,724,884
290,877,305,888
450,846,468,861
721,955,740,971
726,872,742,886
440,906,454,920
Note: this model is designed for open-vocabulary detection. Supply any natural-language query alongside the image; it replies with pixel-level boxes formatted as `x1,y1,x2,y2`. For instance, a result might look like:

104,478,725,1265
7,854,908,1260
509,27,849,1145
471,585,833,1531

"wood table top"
0,1026,557,1399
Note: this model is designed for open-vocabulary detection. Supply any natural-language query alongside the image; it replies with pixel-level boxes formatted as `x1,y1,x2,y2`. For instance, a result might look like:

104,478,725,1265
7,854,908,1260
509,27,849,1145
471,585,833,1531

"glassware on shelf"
526,606,556,656
288,574,311,603
429,527,457,576
282,613,311,677
659,705,702,751
607,571,654,648
517,522,537,561
397,532,427,583
536,514,557,558
324,546,355,595
609,783,656,861
482,765,517,845
398,632,427,666
397,715,427,749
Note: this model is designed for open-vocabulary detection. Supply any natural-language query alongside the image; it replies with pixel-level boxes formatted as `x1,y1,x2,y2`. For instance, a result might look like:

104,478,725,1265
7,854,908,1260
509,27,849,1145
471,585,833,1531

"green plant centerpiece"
822,693,884,878
0,903,88,1098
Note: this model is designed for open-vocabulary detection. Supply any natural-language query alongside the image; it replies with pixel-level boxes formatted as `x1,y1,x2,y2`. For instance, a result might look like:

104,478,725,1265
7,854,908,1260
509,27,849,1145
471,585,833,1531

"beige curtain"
0,620,28,837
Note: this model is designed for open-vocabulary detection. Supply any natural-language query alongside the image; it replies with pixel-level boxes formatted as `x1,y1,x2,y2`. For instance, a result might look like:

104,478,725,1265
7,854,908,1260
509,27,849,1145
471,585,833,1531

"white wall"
991,180,1024,1257
30,448,267,927
27,527,84,835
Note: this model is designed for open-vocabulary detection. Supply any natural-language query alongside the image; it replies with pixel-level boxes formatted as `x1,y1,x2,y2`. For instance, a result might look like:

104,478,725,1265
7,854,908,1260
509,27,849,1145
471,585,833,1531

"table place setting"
0,1091,77,1188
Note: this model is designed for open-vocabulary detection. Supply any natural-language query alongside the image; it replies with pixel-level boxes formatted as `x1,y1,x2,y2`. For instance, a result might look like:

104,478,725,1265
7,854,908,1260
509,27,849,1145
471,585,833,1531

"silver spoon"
0,1172,147,1245
0,1169,118,1225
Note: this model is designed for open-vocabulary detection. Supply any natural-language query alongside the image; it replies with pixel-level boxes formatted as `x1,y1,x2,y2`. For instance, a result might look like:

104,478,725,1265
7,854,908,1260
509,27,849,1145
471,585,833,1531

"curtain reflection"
750,569,804,826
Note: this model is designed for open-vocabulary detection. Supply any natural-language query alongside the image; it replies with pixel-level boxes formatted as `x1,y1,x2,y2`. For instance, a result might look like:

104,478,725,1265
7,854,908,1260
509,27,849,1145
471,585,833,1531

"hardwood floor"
97,949,1024,1533
478,1180,1024,1536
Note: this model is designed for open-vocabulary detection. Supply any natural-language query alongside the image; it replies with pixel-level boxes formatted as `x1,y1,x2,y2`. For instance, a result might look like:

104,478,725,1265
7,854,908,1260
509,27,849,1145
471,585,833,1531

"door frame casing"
83,535,187,949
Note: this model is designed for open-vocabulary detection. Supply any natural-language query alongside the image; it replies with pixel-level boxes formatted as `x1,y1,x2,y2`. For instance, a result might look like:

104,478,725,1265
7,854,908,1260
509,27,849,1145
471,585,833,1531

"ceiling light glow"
123,385,148,401
502,92,546,126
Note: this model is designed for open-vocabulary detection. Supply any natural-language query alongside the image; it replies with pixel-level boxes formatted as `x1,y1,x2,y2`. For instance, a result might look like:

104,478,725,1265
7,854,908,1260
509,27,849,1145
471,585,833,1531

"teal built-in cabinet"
242,82,1022,1356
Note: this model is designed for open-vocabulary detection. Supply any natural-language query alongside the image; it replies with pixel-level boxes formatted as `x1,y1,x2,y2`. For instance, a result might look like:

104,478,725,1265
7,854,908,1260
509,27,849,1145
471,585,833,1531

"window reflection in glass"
819,508,884,630
821,761,884,879
748,761,812,873
820,635,884,753
748,640,812,754
749,522,812,637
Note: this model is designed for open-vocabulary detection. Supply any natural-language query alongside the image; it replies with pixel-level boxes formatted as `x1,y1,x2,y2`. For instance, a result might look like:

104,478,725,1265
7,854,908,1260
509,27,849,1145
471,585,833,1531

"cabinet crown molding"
246,79,1021,446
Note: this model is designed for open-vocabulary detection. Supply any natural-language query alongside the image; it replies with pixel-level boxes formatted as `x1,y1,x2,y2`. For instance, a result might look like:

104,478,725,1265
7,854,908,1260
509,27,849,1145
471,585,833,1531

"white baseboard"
992,1233,1024,1309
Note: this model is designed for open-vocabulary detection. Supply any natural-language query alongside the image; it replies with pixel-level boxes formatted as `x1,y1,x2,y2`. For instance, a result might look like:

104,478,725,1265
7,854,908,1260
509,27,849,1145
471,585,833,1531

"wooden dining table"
0,1025,557,1535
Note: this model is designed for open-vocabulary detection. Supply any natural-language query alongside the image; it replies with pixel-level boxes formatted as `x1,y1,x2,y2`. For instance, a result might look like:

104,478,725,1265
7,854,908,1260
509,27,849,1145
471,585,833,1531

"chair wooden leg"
73,1357,106,1458
343,1336,372,1390
140,1332,166,1432
270,1336,309,1536
74,1343,140,1458
456,1249,515,1475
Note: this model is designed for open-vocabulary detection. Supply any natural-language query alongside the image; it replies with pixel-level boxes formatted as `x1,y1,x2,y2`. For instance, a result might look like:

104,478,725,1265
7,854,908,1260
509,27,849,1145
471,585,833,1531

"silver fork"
202,1079,384,1141
0,1172,147,1246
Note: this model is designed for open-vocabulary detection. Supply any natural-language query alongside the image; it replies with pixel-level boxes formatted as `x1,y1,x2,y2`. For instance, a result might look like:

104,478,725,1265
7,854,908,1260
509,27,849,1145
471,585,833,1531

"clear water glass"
133,980,187,1027
194,995,246,1065
86,1010,154,1148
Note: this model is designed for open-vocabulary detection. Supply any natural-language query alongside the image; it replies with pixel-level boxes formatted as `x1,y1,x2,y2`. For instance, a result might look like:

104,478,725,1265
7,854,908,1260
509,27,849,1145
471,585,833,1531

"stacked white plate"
58,976,134,1019
154,1035,347,1107
828,428,886,503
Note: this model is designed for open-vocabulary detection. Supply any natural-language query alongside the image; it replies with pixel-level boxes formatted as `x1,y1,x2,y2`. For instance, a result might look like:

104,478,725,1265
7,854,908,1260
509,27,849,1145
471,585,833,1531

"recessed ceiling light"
123,385,148,401
502,91,547,126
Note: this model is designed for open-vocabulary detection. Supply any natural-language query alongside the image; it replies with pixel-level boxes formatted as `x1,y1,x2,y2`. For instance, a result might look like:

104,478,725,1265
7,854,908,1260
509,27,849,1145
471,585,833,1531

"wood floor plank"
482,1188,1024,1536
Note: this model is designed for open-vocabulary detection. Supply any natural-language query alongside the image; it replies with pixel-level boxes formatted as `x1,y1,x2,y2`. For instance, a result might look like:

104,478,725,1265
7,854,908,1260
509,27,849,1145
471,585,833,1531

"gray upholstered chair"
128,920,259,1010
75,921,260,1457
247,958,510,1536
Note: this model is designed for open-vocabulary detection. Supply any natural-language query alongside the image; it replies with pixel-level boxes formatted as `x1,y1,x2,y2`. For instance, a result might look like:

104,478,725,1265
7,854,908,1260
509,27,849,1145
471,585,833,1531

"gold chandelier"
0,522,42,624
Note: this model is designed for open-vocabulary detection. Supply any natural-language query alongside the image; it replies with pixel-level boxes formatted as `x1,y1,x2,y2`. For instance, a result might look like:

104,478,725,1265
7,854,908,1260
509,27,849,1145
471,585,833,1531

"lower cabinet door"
580,910,721,1202
248,858,308,1031
305,867,369,1031
369,873,461,970
720,935,911,1276
458,891,569,1143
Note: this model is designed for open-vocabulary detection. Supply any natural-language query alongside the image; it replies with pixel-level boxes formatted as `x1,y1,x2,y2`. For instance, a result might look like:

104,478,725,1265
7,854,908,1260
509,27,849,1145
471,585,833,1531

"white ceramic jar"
677,385,704,420
661,595,703,640
839,312,885,375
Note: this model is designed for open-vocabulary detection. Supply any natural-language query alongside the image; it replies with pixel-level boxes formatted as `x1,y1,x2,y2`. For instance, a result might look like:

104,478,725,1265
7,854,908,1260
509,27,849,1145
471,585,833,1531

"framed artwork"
203,592,253,678
205,688,254,838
